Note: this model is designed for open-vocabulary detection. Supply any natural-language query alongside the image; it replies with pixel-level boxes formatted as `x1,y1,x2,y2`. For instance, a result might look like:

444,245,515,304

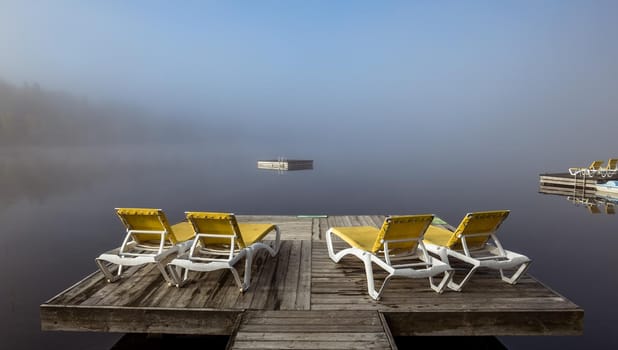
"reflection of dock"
257,159,313,171
539,173,617,214
41,215,582,348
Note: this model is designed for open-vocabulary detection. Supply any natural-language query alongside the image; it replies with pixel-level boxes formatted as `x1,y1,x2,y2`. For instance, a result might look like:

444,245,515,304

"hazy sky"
1,1,617,163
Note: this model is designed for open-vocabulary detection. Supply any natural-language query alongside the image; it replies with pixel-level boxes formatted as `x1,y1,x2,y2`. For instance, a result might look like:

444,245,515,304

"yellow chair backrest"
371,214,434,253
445,210,510,250
115,208,178,244
607,158,617,170
590,160,604,170
185,212,247,248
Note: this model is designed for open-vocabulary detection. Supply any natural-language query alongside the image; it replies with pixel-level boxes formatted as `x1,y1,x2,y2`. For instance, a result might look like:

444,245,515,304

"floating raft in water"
41,215,582,349
257,159,313,171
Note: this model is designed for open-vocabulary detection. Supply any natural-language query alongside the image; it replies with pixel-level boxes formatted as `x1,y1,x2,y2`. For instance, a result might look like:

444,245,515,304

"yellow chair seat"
170,221,195,243
424,225,455,247
329,226,380,252
238,223,277,245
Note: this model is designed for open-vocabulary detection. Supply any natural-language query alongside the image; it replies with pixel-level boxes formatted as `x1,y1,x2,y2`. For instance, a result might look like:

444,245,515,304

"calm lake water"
1,144,617,349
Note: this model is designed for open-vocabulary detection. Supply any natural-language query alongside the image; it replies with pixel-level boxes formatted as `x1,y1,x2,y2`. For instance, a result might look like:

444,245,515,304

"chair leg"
362,253,393,301
157,262,175,286
270,226,281,256
228,266,245,292
95,259,120,283
500,262,531,284
429,270,453,293
325,229,338,262
447,265,480,292
238,249,253,292
165,264,190,288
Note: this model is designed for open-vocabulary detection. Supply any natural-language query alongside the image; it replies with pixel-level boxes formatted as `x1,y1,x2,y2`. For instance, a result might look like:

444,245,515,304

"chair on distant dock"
423,210,531,292
325,214,453,300
587,203,602,214
568,160,604,177
599,158,618,178
163,212,280,291
96,208,195,283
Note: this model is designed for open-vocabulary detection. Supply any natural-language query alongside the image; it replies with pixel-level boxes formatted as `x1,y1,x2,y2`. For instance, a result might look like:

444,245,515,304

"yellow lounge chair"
600,158,618,178
164,212,280,291
95,208,195,283
568,160,604,177
325,214,453,300
423,210,531,291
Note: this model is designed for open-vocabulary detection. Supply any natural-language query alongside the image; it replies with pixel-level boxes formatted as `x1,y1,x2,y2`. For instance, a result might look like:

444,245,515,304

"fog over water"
1,1,617,349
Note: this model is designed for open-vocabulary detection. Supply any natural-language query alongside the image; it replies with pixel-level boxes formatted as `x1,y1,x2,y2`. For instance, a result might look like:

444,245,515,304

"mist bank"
0,78,206,147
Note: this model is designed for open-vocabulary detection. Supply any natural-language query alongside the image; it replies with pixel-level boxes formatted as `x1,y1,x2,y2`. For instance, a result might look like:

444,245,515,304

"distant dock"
539,172,618,195
257,159,313,171
41,215,582,349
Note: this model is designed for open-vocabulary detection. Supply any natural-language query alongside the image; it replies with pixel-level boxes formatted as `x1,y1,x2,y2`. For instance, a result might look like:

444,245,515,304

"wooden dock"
41,215,583,349
539,179,617,215
257,159,313,171
539,172,618,192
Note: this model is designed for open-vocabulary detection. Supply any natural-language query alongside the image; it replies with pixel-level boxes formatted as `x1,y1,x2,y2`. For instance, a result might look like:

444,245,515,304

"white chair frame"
96,227,191,283
424,232,531,292
163,225,280,291
326,229,453,300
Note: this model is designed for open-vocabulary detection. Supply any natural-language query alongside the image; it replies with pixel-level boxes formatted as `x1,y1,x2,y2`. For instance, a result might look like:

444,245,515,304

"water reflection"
567,195,616,215
0,147,112,210
539,183,618,215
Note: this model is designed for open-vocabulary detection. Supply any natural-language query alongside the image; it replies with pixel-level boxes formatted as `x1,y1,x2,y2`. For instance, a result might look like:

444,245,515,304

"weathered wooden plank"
278,240,301,310
248,246,281,310
311,218,320,241
229,310,393,350
263,240,293,310
378,312,398,350
231,340,390,350
311,297,577,310
295,240,311,310
187,270,234,308
159,270,214,307
240,317,382,326
234,332,388,341
132,278,177,307
40,305,240,335
316,217,329,241
81,263,162,306
45,270,108,305
384,310,584,336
